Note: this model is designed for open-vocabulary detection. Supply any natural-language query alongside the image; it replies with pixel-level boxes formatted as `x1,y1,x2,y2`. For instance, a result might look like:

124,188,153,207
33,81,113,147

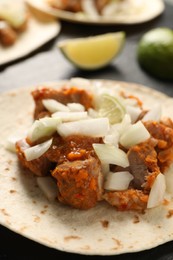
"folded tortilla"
0,79,173,255
26,0,165,25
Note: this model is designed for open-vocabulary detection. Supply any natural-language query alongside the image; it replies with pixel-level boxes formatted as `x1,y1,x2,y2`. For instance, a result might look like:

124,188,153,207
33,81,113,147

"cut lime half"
58,32,125,70
98,94,126,124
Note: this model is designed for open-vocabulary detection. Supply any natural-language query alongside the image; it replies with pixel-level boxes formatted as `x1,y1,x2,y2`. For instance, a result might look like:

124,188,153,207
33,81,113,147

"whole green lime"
137,27,173,80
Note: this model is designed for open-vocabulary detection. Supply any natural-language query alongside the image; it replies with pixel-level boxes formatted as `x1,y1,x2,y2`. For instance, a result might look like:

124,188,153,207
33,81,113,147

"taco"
0,0,31,47
26,0,165,24
1,78,173,255
0,0,61,65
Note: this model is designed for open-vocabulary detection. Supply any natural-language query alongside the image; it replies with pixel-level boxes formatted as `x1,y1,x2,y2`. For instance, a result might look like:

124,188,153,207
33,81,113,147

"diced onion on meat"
24,139,52,161
142,104,162,122
67,103,85,112
52,111,88,122
103,132,119,146
93,143,129,168
81,0,99,17
112,114,131,136
57,118,110,137
42,99,70,113
126,105,141,123
27,117,61,143
147,173,166,209
87,108,99,118
120,121,150,148
102,2,119,16
6,133,26,152
164,164,173,195
36,177,57,201
104,171,134,191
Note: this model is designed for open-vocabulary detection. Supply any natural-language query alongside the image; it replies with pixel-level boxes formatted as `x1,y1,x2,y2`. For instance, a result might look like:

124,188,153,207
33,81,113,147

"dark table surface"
1,1,173,259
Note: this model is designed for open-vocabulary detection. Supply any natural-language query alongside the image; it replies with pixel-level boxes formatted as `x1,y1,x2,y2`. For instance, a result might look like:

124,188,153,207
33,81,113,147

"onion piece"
104,171,134,191
42,99,70,113
37,176,57,201
67,103,85,112
81,0,99,18
93,143,129,168
27,117,61,143
87,108,99,118
147,173,166,209
102,2,119,16
24,139,52,161
120,121,150,149
52,111,88,122
111,114,131,136
103,132,119,146
126,105,142,123
6,132,26,152
142,104,162,122
57,118,109,137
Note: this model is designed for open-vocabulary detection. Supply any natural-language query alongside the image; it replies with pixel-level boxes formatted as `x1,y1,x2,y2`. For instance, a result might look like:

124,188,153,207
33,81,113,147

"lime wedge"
98,94,126,124
58,32,125,70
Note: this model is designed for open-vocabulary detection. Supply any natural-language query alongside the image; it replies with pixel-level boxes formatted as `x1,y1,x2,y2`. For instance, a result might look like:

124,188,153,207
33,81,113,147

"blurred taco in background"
26,0,165,24
0,0,28,46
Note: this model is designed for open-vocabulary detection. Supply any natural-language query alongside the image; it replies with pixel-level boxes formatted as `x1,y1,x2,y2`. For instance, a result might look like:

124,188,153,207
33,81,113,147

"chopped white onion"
27,117,61,143
142,104,162,122
57,118,109,137
52,111,88,122
112,114,131,136
93,143,129,168
67,103,85,112
6,132,26,152
104,171,134,191
81,0,99,17
87,108,99,118
37,176,57,201
164,163,173,195
102,2,119,16
24,139,52,161
126,105,142,123
147,173,166,209
103,132,119,146
120,121,150,148
42,99,70,113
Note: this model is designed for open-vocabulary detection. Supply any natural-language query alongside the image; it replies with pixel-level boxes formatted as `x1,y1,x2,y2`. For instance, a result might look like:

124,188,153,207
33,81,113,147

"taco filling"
11,80,173,212
0,0,28,46
47,0,147,17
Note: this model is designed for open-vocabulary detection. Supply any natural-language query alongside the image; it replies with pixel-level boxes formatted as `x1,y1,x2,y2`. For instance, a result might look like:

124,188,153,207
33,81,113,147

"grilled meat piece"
52,156,103,209
46,134,102,163
144,121,173,172
127,139,160,190
48,0,82,12
103,189,148,211
0,21,17,46
32,87,93,119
